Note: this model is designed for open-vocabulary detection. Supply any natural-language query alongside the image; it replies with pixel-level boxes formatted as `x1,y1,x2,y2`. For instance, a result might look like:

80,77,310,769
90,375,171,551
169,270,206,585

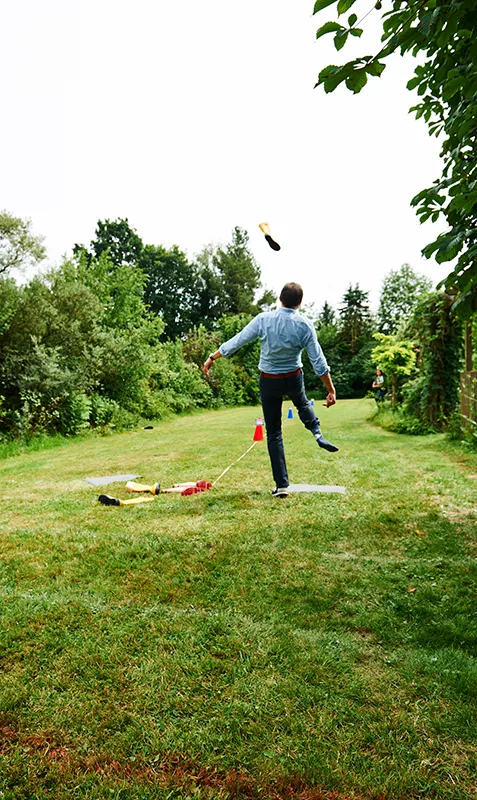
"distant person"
372,368,386,402
203,282,338,498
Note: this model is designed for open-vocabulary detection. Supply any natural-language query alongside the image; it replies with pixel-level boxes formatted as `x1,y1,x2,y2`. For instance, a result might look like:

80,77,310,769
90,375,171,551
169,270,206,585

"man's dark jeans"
259,370,320,488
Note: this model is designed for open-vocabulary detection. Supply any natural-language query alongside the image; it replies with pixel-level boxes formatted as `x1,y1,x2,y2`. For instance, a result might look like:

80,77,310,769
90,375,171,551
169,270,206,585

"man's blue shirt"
219,307,329,376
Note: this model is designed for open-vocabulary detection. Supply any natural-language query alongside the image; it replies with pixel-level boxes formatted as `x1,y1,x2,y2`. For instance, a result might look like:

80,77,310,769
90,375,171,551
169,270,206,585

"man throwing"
203,282,338,497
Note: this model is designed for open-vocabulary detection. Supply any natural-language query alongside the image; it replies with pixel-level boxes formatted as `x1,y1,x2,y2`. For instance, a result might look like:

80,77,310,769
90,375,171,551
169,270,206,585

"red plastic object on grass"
181,481,213,496
253,417,264,442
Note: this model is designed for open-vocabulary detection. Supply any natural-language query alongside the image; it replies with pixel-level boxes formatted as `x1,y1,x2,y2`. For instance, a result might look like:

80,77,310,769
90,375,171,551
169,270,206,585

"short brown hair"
280,282,303,308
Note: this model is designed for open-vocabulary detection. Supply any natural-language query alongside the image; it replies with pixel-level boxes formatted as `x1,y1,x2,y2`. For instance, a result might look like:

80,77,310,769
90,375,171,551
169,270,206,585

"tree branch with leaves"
0,210,46,275
313,0,477,318
371,331,416,406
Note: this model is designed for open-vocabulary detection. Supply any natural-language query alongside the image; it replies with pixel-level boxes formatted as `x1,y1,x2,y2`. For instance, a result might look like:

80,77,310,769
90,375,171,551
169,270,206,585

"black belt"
260,368,302,379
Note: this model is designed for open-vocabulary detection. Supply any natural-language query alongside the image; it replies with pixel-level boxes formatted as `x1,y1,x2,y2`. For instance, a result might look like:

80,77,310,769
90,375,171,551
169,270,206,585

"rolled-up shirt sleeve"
304,325,329,376
219,315,261,357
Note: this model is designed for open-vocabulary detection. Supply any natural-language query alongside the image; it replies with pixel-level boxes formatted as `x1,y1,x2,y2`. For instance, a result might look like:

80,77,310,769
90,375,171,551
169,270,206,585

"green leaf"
366,61,386,77
460,244,477,263
349,27,363,37
316,64,350,93
451,287,477,319
412,106,425,120
449,191,477,213
422,240,441,259
442,77,463,101
313,0,337,13
316,21,343,40
348,13,357,26
458,116,477,138
337,0,356,15
407,76,421,91
345,69,368,93
434,232,466,264
452,262,477,294
334,31,349,50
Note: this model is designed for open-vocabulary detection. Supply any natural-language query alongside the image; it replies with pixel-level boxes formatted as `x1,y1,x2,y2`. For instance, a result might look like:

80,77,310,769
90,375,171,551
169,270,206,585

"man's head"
280,282,303,309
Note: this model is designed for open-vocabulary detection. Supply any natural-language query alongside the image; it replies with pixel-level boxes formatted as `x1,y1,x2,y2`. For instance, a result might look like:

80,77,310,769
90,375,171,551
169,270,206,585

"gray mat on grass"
287,484,346,494
84,474,141,486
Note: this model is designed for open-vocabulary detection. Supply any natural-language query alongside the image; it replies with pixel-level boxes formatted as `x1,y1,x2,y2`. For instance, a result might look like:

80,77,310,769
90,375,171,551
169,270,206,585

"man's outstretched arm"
320,371,337,408
304,326,336,407
203,315,261,376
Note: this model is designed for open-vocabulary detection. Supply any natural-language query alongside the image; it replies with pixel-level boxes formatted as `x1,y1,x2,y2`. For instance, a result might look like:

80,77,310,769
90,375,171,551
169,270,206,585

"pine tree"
213,227,262,316
318,301,335,328
338,284,372,358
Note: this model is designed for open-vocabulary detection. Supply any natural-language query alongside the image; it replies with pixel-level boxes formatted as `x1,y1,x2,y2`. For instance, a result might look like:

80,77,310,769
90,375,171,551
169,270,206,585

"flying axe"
259,222,281,251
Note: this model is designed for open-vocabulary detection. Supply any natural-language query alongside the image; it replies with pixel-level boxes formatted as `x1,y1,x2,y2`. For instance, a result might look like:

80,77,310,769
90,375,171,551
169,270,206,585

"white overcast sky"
1,0,447,311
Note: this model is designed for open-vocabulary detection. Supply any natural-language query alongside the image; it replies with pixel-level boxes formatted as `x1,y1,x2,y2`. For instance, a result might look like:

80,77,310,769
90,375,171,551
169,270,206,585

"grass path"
0,400,476,800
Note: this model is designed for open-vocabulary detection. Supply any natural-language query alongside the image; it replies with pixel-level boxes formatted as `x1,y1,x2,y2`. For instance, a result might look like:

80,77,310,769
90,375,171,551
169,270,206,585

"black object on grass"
98,494,121,506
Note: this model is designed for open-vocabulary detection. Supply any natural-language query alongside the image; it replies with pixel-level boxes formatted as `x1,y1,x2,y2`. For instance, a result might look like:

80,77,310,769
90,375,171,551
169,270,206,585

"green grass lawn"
1,399,476,800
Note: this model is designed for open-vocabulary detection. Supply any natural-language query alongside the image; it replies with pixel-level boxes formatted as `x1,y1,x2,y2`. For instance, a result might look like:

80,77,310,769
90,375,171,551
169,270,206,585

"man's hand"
203,351,221,376
323,391,336,408
203,357,214,376
319,372,337,407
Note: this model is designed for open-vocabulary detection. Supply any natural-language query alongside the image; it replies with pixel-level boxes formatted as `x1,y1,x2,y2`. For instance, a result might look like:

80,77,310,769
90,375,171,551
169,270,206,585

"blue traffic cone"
287,408,294,419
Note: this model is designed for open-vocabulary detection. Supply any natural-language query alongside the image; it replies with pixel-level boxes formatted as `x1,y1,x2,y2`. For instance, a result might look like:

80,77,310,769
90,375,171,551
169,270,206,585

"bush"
217,315,261,403
446,410,477,449
59,393,92,436
183,323,257,408
370,402,435,435
107,405,142,431
13,390,62,437
89,394,120,428
404,293,463,430
446,410,465,441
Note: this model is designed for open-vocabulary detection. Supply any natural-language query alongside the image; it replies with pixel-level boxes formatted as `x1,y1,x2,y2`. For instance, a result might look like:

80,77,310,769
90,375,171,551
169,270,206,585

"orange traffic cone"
253,417,264,442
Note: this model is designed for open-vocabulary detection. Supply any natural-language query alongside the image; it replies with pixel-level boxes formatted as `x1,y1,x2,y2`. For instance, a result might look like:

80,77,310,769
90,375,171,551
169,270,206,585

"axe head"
258,222,281,251
99,494,121,506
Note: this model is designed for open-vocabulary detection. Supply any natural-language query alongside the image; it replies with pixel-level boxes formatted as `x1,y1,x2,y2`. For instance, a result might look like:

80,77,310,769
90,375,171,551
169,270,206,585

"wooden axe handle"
125,481,160,495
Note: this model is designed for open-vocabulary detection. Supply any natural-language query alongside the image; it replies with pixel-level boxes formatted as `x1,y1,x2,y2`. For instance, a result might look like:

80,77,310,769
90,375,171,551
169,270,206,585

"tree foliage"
317,300,335,327
404,291,463,428
338,283,373,358
378,263,432,333
142,244,204,341
212,227,275,317
74,218,144,268
74,250,154,333
74,219,275,340
302,285,376,398
0,215,278,440
0,210,46,275
372,332,416,406
313,0,477,317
